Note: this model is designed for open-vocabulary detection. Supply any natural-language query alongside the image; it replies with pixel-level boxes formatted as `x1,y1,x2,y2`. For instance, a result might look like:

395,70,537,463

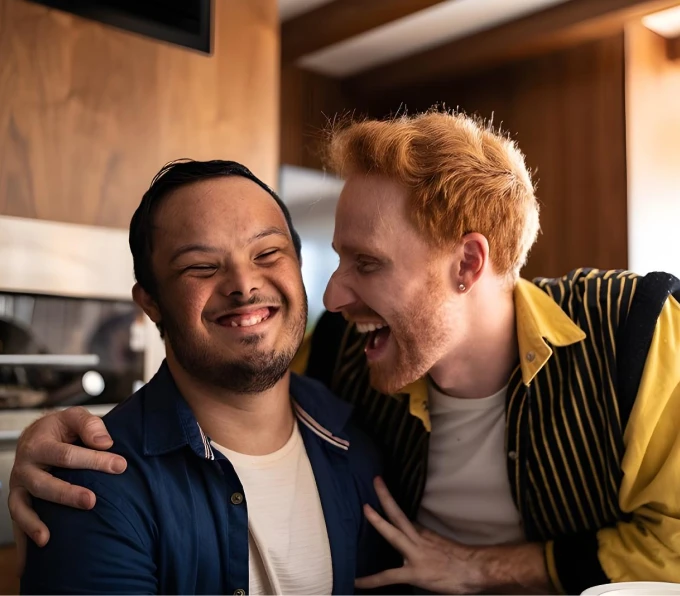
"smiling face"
324,174,461,394
135,176,307,393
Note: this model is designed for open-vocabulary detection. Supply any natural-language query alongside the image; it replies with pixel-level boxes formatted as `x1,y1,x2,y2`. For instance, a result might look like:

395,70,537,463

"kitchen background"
1,0,679,591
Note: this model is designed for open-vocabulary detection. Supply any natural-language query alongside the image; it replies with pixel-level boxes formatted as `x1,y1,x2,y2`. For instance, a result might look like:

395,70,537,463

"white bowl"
582,582,680,595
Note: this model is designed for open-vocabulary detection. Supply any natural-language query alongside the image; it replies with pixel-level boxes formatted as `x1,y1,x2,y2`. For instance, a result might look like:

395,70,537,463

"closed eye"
356,260,381,274
256,249,280,260
184,264,218,275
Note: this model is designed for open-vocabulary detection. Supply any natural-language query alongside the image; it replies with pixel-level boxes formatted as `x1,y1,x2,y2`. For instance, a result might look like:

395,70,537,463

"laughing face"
136,176,307,393
324,174,461,395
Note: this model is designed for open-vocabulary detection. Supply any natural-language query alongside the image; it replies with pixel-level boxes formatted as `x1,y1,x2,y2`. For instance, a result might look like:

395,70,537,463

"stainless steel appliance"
0,215,165,545
0,292,146,410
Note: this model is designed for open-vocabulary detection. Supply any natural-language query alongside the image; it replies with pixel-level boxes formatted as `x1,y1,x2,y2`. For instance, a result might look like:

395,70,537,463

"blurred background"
0,0,679,590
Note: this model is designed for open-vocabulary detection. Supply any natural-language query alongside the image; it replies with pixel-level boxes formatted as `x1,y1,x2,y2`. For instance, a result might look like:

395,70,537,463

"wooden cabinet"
0,545,19,595
0,0,279,229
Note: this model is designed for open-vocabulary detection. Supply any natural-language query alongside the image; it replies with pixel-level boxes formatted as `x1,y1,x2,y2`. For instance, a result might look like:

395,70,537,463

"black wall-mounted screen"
27,0,212,54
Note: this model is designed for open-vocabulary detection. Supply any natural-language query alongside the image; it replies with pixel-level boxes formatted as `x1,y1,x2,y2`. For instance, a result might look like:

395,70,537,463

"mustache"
342,306,381,320
206,294,284,316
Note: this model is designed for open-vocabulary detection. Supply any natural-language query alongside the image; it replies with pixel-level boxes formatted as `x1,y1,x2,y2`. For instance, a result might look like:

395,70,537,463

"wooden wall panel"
280,64,355,171
0,0,279,229
361,34,629,279
0,544,19,595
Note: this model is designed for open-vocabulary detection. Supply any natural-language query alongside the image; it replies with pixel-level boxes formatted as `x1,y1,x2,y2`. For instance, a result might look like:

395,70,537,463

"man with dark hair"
129,160,303,326
17,159,386,594
11,113,680,595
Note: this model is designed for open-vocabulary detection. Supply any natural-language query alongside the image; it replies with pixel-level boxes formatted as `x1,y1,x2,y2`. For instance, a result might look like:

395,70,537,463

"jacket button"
230,492,244,505
508,450,519,461
234,589,246,596
526,351,536,362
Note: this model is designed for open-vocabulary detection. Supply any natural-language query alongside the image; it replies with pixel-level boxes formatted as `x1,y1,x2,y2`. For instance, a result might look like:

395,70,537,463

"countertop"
0,404,116,441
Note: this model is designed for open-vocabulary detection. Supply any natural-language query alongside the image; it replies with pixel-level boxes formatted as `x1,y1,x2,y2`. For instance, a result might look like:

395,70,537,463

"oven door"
0,215,165,383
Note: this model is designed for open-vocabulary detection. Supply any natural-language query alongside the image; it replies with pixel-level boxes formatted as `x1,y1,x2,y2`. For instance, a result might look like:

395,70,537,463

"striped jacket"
292,268,680,595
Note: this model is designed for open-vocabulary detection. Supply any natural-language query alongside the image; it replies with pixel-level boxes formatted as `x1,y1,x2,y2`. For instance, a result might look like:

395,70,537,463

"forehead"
154,176,288,247
334,174,415,251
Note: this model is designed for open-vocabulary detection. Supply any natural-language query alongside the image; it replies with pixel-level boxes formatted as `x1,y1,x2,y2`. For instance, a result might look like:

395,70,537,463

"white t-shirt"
417,382,524,545
212,425,333,595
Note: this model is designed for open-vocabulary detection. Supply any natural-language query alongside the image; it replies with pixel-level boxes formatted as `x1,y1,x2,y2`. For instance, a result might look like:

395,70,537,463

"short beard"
368,273,450,395
160,295,307,394
367,320,440,395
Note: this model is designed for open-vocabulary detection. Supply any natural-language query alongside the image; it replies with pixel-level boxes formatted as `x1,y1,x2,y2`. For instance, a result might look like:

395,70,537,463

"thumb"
59,407,112,449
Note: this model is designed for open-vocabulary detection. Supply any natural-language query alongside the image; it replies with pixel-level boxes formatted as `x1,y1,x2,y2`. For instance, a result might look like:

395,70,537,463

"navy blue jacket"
22,363,387,594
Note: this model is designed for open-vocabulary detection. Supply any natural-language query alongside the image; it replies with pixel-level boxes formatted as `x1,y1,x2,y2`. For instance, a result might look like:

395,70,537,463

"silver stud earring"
458,283,466,292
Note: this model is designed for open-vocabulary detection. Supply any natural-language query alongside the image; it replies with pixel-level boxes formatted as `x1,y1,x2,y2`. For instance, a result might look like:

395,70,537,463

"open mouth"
354,322,391,362
216,307,279,329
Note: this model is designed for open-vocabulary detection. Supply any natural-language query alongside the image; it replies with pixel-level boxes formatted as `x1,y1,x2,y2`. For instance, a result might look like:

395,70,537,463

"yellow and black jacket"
292,268,680,595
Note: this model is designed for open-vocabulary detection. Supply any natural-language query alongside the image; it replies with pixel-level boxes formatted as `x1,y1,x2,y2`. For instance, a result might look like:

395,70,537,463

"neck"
429,277,518,399
165,354,295,456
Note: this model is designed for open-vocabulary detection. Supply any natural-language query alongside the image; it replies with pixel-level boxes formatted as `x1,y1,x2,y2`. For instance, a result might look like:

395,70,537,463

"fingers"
13,522,27,577
355,567,411,590
418,525,466,552
57,407,113,448
22,441,127,474
363,504,414,554
418,526,445,543
8,487,50,548
373,476,421,543
15,408,121,472
12,467,96,509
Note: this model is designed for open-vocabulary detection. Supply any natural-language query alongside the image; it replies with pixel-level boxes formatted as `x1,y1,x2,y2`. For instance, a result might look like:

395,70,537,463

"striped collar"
143,362,353,460
514,278,585,384
197,401,350,461
402,278,586,431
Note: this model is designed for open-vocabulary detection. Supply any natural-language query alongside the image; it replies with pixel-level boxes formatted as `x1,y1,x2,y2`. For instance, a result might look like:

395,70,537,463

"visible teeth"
355,322,385,334
227,313,268,327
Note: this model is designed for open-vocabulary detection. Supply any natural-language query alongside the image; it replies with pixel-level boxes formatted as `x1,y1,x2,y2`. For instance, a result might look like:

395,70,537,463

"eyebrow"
332,241,387,260
247,226,289,244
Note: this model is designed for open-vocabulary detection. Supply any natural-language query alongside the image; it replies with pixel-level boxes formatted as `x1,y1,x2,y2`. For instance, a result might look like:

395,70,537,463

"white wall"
626,24,680,277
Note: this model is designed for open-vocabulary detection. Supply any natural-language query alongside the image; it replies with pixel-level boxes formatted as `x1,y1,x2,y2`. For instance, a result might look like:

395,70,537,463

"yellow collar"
514,278,586,384
402,278,586,431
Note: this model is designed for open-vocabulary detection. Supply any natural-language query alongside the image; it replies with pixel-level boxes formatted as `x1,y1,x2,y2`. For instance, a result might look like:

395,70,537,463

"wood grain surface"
0,0,279,229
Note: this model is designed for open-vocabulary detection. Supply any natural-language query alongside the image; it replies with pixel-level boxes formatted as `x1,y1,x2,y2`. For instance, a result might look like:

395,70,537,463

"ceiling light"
642,4,680,38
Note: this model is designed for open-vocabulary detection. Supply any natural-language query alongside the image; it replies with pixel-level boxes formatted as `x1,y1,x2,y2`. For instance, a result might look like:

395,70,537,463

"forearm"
472,542,555,595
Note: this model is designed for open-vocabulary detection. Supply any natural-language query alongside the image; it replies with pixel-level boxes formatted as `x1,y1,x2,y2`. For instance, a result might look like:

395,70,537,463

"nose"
217,260,263,298
323,269,357,313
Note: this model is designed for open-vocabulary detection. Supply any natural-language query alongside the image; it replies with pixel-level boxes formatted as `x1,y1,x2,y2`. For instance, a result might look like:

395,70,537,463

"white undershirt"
417,382,524,545
212,425,333,595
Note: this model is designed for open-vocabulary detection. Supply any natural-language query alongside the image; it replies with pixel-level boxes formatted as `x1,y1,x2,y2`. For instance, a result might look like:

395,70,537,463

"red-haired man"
10,112,680,594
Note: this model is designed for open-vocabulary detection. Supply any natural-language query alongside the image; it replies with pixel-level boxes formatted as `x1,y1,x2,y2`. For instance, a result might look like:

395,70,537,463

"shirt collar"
142,362,214,459
401,278,586,429
514,278,586,384
142,362,354,459
289,373,353,440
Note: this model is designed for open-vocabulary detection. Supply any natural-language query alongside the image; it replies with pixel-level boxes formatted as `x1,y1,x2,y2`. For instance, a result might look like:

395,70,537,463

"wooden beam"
347,0,680,94
667,34,680,60
282,0,447,63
